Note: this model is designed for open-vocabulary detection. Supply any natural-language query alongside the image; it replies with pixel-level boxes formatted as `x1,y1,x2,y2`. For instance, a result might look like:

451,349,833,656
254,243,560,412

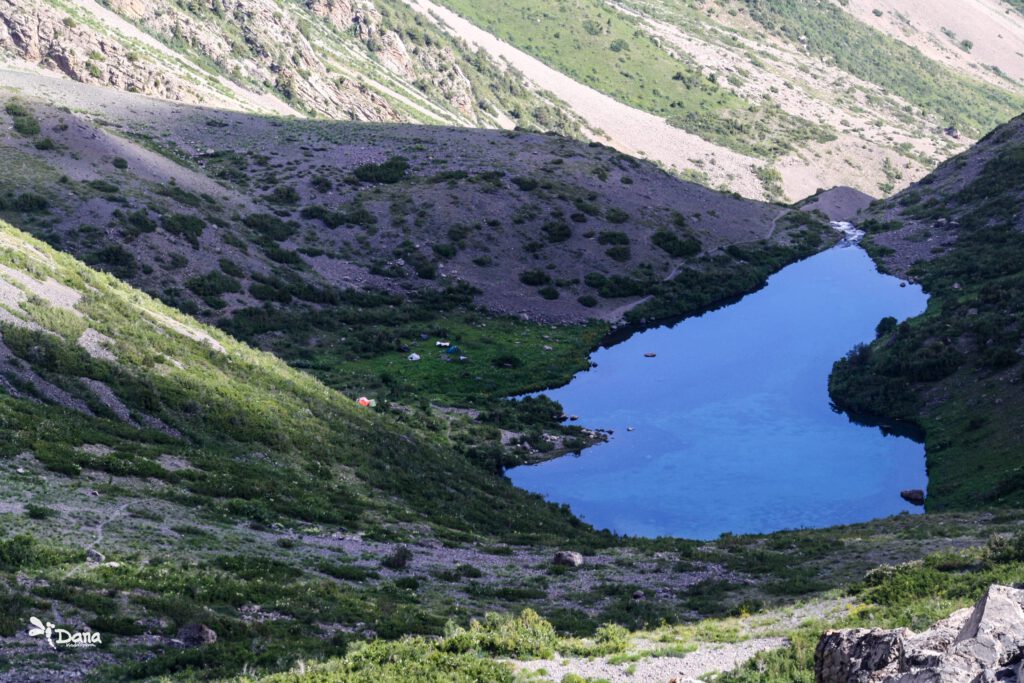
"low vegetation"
831,123,1024,510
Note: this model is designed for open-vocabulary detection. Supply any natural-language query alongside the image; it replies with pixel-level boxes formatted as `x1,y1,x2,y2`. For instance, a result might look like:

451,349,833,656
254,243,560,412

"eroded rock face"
816,585,1024,683
0,0,481,122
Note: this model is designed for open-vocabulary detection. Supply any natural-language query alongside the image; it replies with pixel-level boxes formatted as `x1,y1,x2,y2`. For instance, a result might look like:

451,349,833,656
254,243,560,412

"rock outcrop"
0,0,488,124
177,623,218,647
816,585,1024,682
553,551,584,568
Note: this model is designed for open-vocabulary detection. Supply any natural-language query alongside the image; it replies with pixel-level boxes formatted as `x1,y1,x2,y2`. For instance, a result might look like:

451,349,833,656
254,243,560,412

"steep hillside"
6,210,1019,682
0,70,833,406
424,0,1024,199
829,113,1024,511
0,0,580,133
4,0,1023,201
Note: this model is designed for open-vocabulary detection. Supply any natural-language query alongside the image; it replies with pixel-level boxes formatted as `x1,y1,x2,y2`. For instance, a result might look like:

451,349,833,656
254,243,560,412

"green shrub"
265,186,300,204
4,193,49,212
124,210,156,235
519,270,551,286
432,243,457,258
25,503,56,520
491,354,523,369
511,177,539,191
88,244,137,279
652,230,701,258
597,231,629,245
875,316,898,337
318,562,379,582
218,259,244,278
4,101,29,117
12,114,40,136
605,208,630,224
381,546,413,570
442,610,558,659
262,245,302,265
88,179,119,193
353,156,409,184
585,272,645,297
187,271,242,297
242,213,296,241
605,245,631,262
542,221,572,243
162,214,205,247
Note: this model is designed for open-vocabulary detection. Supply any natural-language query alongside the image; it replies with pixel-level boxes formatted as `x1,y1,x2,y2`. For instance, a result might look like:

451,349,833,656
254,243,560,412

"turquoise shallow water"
507,245,930,539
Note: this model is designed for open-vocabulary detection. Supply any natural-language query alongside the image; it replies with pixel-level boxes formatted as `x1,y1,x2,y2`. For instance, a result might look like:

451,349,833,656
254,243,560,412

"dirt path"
62,501,132,578
514,637,788,683
402,0,765,199
85,502,131,556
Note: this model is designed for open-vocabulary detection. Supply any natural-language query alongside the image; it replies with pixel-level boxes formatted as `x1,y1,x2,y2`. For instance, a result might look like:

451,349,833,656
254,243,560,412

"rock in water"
177,623,218,647
552,551,584,568
815,585,1024,682
900,489,926,506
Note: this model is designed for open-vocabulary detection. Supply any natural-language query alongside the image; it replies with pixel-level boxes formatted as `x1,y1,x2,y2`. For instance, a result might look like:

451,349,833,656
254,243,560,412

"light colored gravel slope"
841,0,1024,87
402,0,765,199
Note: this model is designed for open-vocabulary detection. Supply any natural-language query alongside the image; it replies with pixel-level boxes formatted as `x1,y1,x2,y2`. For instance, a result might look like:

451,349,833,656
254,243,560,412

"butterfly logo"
28,616,56,649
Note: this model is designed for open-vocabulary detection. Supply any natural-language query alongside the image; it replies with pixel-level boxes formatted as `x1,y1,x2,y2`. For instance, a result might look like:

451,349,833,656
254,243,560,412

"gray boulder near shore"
816,584,1024,682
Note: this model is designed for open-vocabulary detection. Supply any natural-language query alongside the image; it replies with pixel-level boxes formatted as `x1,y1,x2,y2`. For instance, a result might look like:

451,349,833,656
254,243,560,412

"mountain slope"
829,113,1024,510
5,0,1024,201
1,212,984,683
424,0,1024,199
0,0,581,133
0,70,834,407
0,217,602,537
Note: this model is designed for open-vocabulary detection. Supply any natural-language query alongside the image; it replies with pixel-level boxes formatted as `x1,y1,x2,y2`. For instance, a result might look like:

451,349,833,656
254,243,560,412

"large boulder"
553,551,584,568
177,623,217,647
900,490,926,506
815,585,1024,682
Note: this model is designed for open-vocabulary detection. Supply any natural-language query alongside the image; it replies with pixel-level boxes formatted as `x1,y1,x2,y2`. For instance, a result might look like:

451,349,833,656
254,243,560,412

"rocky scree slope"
0,72,834,407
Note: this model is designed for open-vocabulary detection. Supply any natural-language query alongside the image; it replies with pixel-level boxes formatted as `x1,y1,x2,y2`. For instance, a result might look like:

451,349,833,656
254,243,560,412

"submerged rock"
900,489,926,506
815,585,1024,682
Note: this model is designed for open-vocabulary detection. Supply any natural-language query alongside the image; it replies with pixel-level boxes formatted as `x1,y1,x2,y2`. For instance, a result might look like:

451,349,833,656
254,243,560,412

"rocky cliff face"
816,585,1024,682
0,0,207,104
0,0,548,127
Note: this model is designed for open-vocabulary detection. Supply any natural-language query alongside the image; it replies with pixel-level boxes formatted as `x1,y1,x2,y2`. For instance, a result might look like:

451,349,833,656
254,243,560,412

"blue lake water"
507,245,930,539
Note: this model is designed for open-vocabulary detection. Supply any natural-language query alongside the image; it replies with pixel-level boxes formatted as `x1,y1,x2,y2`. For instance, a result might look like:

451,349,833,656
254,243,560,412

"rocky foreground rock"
816,585,1024,682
